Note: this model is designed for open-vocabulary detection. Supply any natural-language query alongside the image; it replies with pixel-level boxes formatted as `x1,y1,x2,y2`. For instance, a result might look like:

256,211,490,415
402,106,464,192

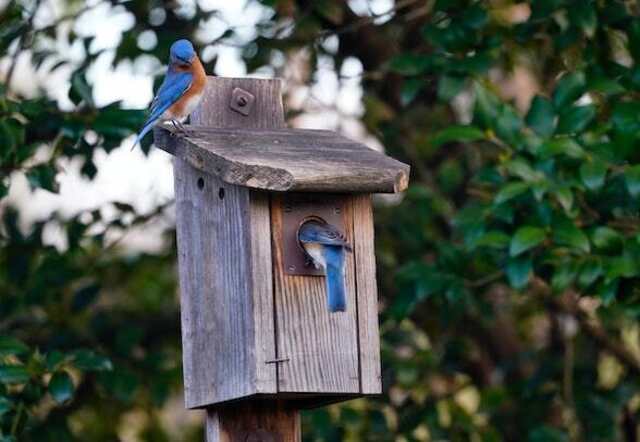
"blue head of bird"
170,39,196,66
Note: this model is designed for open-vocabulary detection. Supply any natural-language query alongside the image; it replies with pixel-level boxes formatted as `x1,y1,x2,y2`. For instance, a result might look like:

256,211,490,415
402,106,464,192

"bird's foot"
170,120,192,137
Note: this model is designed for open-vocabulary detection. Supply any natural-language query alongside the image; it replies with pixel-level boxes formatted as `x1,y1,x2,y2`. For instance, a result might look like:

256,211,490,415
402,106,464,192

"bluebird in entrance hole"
298,219,352,313
132,39,206,149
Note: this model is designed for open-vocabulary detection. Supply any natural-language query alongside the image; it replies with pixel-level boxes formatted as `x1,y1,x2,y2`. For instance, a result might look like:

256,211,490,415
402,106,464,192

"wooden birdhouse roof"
154,126,410,193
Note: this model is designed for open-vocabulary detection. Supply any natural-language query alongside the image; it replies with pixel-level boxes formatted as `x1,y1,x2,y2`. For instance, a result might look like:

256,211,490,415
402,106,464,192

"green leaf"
431,125,485,147
588,76,625,96
553,72,586,109
495,182,529,204
529,426,569,442
597,279,618,306
556,104,596,134
46,351,64,371
606,253,638,279
572,2,597,36
578,258,602,287
473,82,500,127
592,227,622,251
505,256,532,289
0,179,8,200
551,261,578,291
71,350,112,372
624,165,640,197
462,4,489,30
0,365,30,384
437,75,466,101
475,231,510,249
505,158,541,182
26,164,58,193
579,162,607,190
389,54,431,75
98,368,139,403
510,226,546,256
49,371,74,404
0,396,11,417
495,105,523,143
532,181,549,201
553,221,590,253
555,187,573,212
0,337,29,357
400,78,424,106
526,95,556,137
538,137,585,159
69,70,94,106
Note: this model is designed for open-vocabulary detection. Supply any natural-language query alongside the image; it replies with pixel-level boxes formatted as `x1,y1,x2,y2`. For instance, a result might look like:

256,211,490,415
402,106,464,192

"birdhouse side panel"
352,195,382,394
270,194,360,394
174,159,276,408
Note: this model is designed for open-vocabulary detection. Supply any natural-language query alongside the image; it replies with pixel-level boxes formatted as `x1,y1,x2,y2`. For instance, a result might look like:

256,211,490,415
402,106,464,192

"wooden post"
205,401,300,442
175,77,300,441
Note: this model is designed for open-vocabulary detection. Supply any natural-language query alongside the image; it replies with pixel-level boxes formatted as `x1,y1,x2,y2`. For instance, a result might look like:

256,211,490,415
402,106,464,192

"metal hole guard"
281,195,346,276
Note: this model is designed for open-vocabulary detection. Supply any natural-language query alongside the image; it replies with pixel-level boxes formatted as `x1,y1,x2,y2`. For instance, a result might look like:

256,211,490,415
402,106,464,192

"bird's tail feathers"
323,246,346,313
130,121,156,151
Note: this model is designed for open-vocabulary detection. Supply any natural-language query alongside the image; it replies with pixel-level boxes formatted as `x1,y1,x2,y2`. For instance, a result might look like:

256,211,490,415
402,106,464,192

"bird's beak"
176,56,192,65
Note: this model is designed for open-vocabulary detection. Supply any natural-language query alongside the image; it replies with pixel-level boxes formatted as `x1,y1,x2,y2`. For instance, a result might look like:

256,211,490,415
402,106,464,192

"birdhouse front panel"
270,194,360,394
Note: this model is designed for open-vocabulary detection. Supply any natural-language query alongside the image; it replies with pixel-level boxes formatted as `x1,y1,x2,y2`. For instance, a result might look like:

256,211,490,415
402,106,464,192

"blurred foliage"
2,0,640,440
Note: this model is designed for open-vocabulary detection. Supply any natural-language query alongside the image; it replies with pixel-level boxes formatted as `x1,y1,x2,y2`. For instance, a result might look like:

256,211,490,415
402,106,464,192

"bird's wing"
146,70,193,124
131,71,193,149
298,222,350,248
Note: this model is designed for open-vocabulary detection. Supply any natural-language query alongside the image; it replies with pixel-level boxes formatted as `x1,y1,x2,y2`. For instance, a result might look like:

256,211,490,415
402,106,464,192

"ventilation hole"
197,177,204,190
218,187,225,200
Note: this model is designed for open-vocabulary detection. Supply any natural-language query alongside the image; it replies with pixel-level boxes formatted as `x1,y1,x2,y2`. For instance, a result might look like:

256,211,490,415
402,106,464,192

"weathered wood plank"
175,166,275,408
154,124,410,193
249,191,277,393
352,195,382,394
205,401,301,442
271,194,360,393
192,77,285,129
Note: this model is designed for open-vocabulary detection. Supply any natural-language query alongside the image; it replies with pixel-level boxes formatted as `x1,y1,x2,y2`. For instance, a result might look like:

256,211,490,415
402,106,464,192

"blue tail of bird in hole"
322,245,346,312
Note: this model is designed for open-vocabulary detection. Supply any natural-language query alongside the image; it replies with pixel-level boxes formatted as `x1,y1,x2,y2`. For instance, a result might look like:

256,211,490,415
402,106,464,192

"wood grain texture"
192,77,285,129
271,194,360,393
174,165,277,408
352,195,382,394
154,125,410,193
205,401,301,442
248,191,277,393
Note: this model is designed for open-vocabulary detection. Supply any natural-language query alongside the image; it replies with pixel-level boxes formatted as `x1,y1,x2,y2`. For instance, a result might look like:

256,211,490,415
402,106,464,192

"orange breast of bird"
168,56,207,120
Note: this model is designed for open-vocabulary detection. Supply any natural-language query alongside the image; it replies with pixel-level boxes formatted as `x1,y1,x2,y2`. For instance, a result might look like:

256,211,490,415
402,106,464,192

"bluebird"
298,219,353,313
132,39,206,149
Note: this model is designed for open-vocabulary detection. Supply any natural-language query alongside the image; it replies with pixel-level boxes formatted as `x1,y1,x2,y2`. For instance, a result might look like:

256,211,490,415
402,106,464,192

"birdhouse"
155,77,409,410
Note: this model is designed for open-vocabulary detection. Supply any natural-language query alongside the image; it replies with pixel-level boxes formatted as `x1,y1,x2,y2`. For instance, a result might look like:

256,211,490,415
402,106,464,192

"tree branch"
530,277,640,377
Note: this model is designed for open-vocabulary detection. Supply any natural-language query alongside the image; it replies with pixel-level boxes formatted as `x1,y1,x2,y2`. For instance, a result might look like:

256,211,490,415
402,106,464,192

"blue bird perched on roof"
298,219,353,313
132,39,206,149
